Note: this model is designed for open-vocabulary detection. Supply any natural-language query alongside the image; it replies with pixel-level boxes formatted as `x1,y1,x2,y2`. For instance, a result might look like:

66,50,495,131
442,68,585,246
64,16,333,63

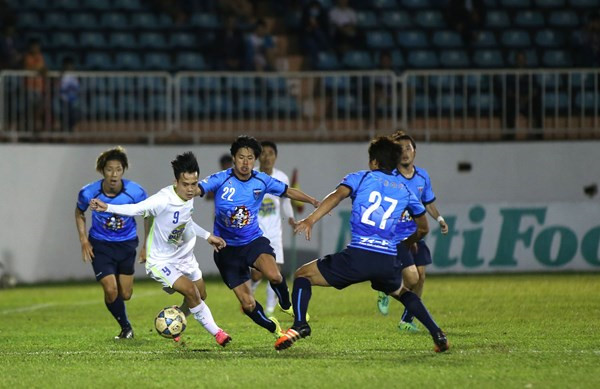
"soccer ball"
154,306,187,338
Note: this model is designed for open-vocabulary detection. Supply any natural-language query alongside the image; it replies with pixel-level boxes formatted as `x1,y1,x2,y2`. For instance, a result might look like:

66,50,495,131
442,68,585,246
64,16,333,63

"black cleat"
274,324,311,350
432,330,449,352
115,327,134,340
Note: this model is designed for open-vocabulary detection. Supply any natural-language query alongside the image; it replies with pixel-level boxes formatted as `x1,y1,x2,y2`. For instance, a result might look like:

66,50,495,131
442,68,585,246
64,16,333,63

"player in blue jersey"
376,131,449,333
75,146,148,339
198,135,319,338
274,136,449,352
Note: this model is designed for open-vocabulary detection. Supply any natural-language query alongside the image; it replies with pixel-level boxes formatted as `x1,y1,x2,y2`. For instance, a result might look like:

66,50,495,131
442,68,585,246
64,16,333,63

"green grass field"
1,274,599,388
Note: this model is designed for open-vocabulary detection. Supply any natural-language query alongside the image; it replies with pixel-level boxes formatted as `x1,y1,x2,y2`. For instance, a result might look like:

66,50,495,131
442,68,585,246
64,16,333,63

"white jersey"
106,185,210,265
258,168,294,244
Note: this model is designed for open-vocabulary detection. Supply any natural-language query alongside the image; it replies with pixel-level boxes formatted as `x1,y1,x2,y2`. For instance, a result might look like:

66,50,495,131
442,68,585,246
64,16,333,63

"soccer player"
90,152,232,347
249,141,295,315
75,146,148,339
377,131,449,333
198,135,319,338
274,137,449,352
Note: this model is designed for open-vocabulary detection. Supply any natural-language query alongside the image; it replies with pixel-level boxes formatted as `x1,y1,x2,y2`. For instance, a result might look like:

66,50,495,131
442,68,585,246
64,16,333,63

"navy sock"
292,277,312,327
399,291,440,335
401,308,414,323
105,296,130,330
269,277,291,310
244,301,276,333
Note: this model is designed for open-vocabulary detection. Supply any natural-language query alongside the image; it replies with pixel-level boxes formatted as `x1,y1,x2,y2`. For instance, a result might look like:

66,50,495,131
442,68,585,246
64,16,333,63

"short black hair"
260,140,277,155
230,135,262,159
368,136,401,171
171,151,199,180
390,130,416,150
96,146,128,173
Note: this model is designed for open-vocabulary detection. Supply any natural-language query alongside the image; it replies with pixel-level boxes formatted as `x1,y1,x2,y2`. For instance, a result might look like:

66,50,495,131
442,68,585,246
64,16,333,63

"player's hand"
311,198,320,208
287,217,296,227
138,246,147,263
89,198,108,212
439,219,449,235
294,218,313,241
194,186,203,197
208,234,226,252
80,240,94,263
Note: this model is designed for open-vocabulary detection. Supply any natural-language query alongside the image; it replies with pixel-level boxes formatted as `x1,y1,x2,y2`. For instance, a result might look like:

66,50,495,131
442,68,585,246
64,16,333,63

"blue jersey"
77,179,147,242
395,166,436,240
199,168,288,246
341,169,425,255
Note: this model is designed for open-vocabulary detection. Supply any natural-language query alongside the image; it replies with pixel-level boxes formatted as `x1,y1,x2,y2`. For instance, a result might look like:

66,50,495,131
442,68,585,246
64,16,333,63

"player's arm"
425,202,448,235
90,193,162,217
281,196,296,226
192,221,226,252
295,185,351,240
404,212,429,246
74,206,94,263
285,187,320,208
139,215,152,263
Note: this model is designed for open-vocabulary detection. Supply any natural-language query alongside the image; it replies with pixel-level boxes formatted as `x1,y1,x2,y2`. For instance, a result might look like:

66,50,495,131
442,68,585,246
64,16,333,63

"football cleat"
398,320,419,332
274,324,311,351
432,330,450,353
278,303,310,322
377,292,389,315
215,329,232,347
269,316,285,338
173,336,181,343
114,327,134,340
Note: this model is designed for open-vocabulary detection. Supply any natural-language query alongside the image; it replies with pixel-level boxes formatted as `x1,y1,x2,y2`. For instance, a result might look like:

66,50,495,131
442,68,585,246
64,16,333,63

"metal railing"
1,69,599,143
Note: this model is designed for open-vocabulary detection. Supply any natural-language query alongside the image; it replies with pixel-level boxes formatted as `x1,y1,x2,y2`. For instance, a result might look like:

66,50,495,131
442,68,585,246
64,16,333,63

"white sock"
189,301,220,336
250,279,261,293
266,284,276,311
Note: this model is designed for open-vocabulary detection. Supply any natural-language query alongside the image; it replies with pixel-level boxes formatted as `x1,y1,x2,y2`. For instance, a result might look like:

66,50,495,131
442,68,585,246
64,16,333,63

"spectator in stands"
0,24,22,70
22,39,47,134
445,0,485,43
59,57,80,133
301,0,331,69
246,19,276,71
498,50,542,140
329,0,358,55
215,16,245,71
575,11,600,67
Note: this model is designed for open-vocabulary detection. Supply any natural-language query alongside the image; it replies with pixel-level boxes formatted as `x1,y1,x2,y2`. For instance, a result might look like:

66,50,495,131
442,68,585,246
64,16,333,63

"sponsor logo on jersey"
104,214,125,231
228,205,251,228
168,224,186,245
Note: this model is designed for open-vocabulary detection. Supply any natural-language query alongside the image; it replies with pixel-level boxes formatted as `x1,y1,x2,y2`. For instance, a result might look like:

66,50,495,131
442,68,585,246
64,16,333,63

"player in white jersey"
90,152,232,347
250,141,295,315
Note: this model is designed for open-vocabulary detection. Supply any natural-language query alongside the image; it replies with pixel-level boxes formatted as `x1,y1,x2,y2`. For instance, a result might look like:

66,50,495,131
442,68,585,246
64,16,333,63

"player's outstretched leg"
275,277,313,350
106,296,133,339
396,291,449,352
243,300,283,337
190,301,232,347
398,308,418,332
377,291,389,315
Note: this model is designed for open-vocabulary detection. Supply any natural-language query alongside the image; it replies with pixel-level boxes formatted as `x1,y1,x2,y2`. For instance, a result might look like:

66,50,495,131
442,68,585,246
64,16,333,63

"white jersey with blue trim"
341,169,426,256
394,166,436,240
257,168,294,244
199,168,288,246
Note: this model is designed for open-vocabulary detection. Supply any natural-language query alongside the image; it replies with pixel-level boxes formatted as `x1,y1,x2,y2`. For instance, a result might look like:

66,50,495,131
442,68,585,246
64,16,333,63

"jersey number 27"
361,191,398,230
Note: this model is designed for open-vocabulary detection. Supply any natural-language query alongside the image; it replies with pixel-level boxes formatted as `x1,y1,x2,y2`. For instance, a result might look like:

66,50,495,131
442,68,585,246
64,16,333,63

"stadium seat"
316,52,340,70
514,11,545,27
270,96,299,115
85,52,113,70
382,11,412,29
115,53,142,70
139,77,168,93
100,13,129,30
473,31,497,48
80,32,108,49
575,91,598,111
139,32,168,49
486,11,510,29
507,49,539,66
190,13,220,29
324,76,352,91
548,11,579,27
21,0,47,9
265,77,288,93
415,10,445,28
356,11,378,29
342,51,375,69
371,0,399,8
44,12,69,28
109,33,137,49
70,13,97,30
55,0,79,10
542,50,572,67
543,92,569,111
56,52,80,68
116,95,142,116
536,73,563,88
175,52,207,71
466,74,492,91
51,32,77,49
437,93,464,112
407,50,439,68
241,97,267,115
81,0,111,10
16,12,40,29
131,13,159,29
570,73,596,90
113,0,143,10
225,77,256,92
500,0,532,7
473,50,504,67
410,95,433,112
89,95,116,116
469,93,497,112
380,50,405,69
207,96,231,115
569,0,600,7
397,31,428,48
170,33,196,49
439,50,470,68
535,30,565,47
401,0,431,8
501,30,531,48
432,31,463,47
366,31,395,49
181,96,205,116
429,74,459,90
535,0,566,6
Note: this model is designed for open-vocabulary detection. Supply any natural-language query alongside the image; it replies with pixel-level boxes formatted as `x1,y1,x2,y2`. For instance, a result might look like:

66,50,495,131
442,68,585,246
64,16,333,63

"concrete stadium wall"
0,141,598,283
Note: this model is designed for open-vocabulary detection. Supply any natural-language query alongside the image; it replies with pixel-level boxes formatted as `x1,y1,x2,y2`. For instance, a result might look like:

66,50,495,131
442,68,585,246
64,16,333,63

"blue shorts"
316,247,403,294
89,236,138,281
397,240,432,268
214,236,275,289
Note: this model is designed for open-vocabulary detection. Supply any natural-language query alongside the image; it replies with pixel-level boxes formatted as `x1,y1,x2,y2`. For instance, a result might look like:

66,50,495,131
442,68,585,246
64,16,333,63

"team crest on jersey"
104,214,125,231
228,206,251,228
168,224,186,245
253,188,262,200
417,186,424,194
400,209,413,223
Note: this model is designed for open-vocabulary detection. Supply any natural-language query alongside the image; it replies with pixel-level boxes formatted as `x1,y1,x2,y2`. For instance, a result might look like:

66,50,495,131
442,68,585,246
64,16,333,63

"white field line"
0,290,162,315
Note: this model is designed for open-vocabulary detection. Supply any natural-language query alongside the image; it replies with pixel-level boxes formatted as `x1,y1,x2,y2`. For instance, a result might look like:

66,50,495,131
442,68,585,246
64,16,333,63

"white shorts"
146,255,203,294
267,235,284,265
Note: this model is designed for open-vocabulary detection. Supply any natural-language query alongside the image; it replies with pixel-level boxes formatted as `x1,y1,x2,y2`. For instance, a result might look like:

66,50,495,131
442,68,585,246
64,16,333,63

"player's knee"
103,286,119,302
121,289,133,301
241,300,256,313
266,272,283,284
199,289,207,300
403,272,419,290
